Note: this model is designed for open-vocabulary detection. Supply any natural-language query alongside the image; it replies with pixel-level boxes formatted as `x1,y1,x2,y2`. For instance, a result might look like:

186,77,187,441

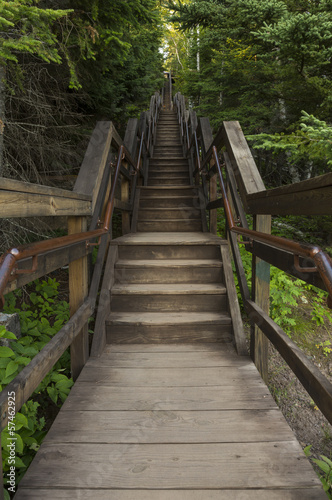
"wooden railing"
174,92,332,426
0,91,162,446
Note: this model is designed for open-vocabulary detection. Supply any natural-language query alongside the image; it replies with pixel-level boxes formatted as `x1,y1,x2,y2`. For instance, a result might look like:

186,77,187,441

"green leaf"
47,385,58,404
5,360,18,378
14,456,27,468
0,346,15,358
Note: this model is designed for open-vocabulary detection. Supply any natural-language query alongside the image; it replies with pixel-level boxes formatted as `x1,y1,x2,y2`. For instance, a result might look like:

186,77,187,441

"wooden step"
111,284,227,312
148,177,190,186
140,186,198,197
137,220,202,232
106,311,233,343
138,208,201,220
139,196,200,209
117,244,221,260
148,170,189,177
114,259,223,283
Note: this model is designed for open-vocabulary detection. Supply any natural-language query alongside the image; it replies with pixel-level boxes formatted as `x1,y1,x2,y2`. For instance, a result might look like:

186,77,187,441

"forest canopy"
165,0,332,185
0,0,331,188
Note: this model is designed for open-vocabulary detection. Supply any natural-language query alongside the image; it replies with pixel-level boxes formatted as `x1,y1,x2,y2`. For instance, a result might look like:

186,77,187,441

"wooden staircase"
136,110,205,233
13,99,328,499
107,109,241,348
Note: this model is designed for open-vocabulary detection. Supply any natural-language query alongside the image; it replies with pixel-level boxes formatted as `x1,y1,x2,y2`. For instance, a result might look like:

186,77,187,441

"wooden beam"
220,245,247,355
0,177,91,200
247,299,332,425
0,190,91,218
206,198,223,211
250,215,271,383
221,121,265,211
248,241,326,291
3,241,92,295
90,245,118,358
74,122,121,212
0,299,93,431
247,185,332,215
68,217,89,381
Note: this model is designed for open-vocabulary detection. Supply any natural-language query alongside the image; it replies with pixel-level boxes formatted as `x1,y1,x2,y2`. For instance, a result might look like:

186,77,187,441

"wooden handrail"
0,92,162,308
174,92,332,423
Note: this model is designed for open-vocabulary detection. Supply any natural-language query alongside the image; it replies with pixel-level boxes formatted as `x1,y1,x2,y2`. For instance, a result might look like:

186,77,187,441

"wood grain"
18,442,321,490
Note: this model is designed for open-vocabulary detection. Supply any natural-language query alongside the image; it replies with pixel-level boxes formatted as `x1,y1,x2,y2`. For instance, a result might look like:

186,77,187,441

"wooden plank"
224,151,249,229
0,299,93,431
249,241,326,291
249,171,332,197
121,167,131,234
74,121,119,212
247,299,332,425
76,365,264,386
91,351,248,368
44,409,296,444
90,245,118,357
221,121,265,210
68,217,89,381
124,118,139,158
3,241,91,295
199,117,213,157
220,245,247,355
114,198,132,211
209,175,217,234
13,488,328,500
0,177,91,200
250,214,271,383
61,383,277,412
247,185,332,215
0,191,91,218
88,233,110,305
18,442,321,489
130,187,140,232
103,343,236,353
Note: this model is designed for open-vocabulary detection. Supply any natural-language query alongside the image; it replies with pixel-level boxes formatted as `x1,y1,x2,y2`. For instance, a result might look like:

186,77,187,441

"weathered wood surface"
90,245,118,357
250,214,271,383
3,241,91,295
73,121,122,211
220,244,247,355
221,121,265,211
13,489,328,500
0,189,91,218
68,216,89,381
0,177,91,200
16,344,325,498
247,172,332,215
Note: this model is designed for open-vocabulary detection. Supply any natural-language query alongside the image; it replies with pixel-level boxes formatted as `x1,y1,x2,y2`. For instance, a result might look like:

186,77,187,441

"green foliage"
248,111,332,170
1,278,72,493
0,1,71,65
304,445,332,498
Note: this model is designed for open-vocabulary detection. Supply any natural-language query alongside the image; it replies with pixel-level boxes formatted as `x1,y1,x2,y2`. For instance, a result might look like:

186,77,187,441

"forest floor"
244,297,332,479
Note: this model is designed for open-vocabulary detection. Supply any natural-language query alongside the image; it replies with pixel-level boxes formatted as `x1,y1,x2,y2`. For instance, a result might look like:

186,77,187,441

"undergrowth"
1,278,71,499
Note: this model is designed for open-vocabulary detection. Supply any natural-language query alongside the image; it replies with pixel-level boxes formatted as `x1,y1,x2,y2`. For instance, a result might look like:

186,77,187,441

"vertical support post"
250,214,271,383
209,174,217,234
121,170,130,235
68,216,89,381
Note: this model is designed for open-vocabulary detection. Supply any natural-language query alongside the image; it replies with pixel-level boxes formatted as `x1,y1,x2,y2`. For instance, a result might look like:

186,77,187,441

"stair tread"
112,283,227,294
107,311,232,325
116,259,222,268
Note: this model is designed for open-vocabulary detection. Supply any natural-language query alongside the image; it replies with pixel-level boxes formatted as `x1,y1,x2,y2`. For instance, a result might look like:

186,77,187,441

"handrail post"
68,216,89,381
250,214,271,383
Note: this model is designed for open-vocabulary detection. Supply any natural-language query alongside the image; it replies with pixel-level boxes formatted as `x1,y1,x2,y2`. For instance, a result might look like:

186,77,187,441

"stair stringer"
90,244,119,357
220,244,247,355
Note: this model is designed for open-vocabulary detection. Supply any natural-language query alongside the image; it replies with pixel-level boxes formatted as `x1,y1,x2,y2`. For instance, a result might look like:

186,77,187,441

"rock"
0,313,21,346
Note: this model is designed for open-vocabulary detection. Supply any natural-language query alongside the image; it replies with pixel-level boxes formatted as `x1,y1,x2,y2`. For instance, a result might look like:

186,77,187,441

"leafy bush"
1,278,72,496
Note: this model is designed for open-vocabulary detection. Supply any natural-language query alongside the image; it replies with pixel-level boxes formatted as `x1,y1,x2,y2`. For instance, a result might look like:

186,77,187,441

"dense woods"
166,0,332,186
0,0,163,181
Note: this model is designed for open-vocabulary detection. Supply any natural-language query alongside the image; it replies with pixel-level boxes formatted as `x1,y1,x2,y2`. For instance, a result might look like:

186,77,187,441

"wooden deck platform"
15,343,326,499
